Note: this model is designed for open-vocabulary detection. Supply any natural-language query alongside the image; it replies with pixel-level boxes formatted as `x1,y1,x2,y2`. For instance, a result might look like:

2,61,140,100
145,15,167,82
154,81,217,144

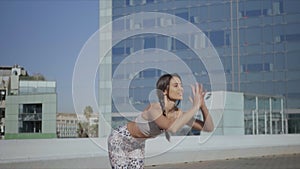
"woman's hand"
199,86,207,110
189,83,203,110
188,83,214,132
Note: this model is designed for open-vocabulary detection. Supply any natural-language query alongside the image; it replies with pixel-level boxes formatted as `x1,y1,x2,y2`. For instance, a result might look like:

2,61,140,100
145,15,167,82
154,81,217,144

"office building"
56,113,79,138
98,0,300,136
0,65,57,139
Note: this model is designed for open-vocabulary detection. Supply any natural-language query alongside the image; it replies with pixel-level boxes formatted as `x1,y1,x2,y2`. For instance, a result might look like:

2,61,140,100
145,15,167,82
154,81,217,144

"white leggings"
107,125,145,169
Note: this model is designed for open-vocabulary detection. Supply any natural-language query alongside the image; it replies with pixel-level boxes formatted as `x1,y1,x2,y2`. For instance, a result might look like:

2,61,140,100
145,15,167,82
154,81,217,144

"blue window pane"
244,63,272,72
112,1,124,8
225,33,231,46
144,37,156,49
286,34,300,42
210,31,224,47
125,47,131,54
285,1,299,14
262,9,269,16
143,69,156,78
246,9,261,17
175,12,189,21
264,63,270,71
190,16,196,23
125,0,130,6
146,0,154,3
112,47,124,55
249,64,263,72
174,39,188,50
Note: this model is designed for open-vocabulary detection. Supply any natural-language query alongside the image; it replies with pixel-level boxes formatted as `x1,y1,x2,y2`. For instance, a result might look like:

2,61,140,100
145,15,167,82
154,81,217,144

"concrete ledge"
145,134,300,165
0,135,300,169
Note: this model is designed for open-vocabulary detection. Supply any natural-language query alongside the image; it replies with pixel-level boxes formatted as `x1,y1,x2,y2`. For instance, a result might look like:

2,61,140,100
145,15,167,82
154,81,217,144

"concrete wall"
5,94,57,139
206,91,245,135
0,135,299,168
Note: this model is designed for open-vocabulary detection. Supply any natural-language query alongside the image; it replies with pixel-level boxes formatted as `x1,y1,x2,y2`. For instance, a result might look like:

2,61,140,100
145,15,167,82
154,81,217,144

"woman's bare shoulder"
144,102,161,111
143,102,162,118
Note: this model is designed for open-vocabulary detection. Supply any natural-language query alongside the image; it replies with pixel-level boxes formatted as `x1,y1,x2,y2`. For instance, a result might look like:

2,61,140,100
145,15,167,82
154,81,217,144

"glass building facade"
99,0,300,135
244,93,285,135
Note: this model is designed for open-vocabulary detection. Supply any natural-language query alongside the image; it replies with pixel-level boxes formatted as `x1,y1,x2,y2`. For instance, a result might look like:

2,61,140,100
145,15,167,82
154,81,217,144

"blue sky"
0,0,99,113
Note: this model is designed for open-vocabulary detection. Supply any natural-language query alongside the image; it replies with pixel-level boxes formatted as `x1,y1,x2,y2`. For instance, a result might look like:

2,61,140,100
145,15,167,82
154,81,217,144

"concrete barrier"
0,135,300,168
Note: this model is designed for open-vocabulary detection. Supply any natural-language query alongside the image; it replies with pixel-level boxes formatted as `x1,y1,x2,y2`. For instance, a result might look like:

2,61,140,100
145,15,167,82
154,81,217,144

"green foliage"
77,106,98,138
77,122,89,138
84,106,93,120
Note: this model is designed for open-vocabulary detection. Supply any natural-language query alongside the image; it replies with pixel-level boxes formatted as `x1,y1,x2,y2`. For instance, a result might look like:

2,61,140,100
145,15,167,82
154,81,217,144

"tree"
77,122,89,138
89,124,98,137
84,106,93,120
77,106,98,138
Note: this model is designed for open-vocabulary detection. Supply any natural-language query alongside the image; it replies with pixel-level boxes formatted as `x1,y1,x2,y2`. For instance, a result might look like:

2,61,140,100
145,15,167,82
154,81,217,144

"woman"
107,73,214,169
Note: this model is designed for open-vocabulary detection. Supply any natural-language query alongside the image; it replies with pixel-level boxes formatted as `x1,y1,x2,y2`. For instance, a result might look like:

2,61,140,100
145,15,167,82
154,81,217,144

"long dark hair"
156,73,181,141
156,73,181,116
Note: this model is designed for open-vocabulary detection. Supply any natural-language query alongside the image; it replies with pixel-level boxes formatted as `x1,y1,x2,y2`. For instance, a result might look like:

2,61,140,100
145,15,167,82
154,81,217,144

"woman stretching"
107,73,214,169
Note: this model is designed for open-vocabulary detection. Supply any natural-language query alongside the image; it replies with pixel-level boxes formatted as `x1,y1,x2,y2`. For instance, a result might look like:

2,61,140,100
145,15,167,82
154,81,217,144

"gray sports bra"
135,114,164,138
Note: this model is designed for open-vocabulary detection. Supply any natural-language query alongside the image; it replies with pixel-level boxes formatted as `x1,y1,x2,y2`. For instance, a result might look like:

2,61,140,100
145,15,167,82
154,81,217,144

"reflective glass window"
246,28,262,44
209,30,224,47
287,80,300,93
175,11,189,21
287,51,300,70
285,1,300,14
209,4,226,20
19,103,42,133
144,36,156,49
286,34,300,42
112,47,124,55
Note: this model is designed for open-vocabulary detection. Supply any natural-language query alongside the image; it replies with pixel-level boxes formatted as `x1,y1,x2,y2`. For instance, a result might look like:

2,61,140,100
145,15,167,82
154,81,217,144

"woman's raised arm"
151,83,203,133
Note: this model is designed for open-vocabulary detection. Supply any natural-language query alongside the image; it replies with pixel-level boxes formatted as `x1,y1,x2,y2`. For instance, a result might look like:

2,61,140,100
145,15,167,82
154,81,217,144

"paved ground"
146,153,300,169
1,153,299,169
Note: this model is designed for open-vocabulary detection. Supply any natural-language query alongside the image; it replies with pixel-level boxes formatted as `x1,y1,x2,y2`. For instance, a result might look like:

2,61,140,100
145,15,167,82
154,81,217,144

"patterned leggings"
108,125,145,169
